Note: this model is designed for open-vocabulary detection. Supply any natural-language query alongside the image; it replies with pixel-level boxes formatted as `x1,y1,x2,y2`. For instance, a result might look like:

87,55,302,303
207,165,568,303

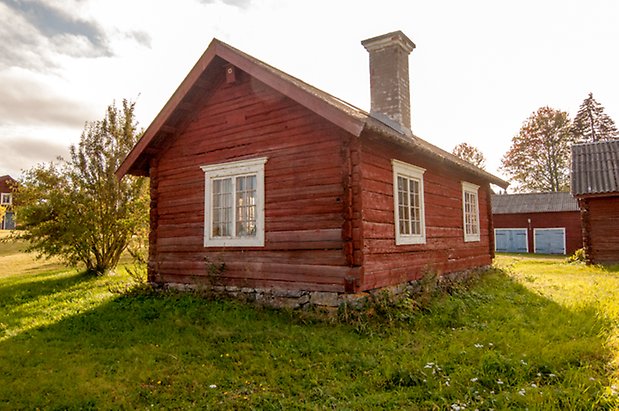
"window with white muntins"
392,159,426,245
201,157,267,247
0,193,11,205
462,181,480,242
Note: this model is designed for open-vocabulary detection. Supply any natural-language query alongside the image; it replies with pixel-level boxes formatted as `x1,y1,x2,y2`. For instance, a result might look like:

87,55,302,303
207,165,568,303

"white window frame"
462,181,481,242
201,157,267,247
392,159,426,245
0,193,11,205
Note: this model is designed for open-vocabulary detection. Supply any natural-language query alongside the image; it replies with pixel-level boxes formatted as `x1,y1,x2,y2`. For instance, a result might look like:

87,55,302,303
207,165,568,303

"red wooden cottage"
117,31,508,305
491,192,582,255
572,140,619,264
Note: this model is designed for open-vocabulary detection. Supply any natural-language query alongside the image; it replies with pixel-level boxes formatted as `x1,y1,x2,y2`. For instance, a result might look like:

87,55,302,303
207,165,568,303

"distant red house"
117,32,508,304
572,140,619,264
0,175,16,230
492,192,582,255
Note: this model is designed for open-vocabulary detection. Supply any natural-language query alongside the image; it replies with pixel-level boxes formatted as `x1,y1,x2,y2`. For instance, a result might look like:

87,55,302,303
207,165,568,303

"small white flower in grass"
424,362,434,368
549,373,556,378
590,377,596,381
209,384,217,389
474,343,484,348
488,343,494,347
497,379,504,385
470,377,478,383
520,360,527,365
537,373,542,377
519,389,526,396
531,383,537,388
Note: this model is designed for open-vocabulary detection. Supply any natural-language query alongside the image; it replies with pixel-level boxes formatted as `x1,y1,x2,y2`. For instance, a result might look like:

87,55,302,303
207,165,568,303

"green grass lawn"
1,238,618,409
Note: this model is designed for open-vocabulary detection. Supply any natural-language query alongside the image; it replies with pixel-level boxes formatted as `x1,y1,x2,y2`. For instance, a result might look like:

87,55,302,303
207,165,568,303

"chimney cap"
361,30,416,54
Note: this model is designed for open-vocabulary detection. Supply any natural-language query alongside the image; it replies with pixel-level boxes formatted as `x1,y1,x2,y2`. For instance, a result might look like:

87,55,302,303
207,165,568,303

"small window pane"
236,175,257,237
212,178,232,237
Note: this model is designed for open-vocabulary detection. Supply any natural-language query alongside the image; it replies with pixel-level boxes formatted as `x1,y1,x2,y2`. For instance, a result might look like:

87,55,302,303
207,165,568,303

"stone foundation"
157,266,489,310
161,282,369,309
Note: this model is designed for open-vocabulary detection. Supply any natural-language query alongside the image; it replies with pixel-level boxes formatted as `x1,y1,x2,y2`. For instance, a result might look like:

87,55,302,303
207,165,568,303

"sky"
1,0,618,183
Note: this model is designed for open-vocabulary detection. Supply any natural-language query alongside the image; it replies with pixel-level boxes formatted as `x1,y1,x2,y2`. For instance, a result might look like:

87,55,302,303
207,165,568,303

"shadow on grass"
0,269,615,410
603,264,619,273
0,270,96,308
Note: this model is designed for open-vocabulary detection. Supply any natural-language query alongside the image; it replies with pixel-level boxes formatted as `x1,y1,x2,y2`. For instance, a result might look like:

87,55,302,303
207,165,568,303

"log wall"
358,135,494,290
150,70,355,292
581,196,619,264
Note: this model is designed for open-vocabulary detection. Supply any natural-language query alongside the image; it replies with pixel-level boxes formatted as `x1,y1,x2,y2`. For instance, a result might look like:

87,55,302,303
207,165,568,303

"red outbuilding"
492,192,582,255
117,32,508,304
0,175,16,230
572,140,619,264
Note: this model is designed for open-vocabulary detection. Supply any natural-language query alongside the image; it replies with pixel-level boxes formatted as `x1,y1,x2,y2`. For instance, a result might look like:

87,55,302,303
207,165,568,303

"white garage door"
534,228,566,254
495,229,528,253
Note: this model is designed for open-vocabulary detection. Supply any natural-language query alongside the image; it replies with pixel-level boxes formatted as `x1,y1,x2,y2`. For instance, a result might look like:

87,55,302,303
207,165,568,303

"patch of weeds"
567,248,587,264
204,256,225,287
336,288,420,335
383,366,427,389
337,269,487,333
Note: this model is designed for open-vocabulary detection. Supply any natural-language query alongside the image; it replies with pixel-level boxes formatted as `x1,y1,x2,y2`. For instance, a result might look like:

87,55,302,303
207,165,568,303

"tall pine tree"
571,92,619,142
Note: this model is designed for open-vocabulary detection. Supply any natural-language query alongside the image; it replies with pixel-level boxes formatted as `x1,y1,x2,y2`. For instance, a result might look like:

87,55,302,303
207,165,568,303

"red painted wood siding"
493,211,582,255
583,197,619,264
150,69,354,292
358,136,494,290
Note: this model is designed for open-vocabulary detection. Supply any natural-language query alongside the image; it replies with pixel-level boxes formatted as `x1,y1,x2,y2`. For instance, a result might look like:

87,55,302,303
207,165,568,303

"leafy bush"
567,248,587,264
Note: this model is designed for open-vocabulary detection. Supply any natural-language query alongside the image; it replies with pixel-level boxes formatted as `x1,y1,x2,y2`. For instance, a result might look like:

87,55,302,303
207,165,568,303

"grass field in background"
1,234,618,409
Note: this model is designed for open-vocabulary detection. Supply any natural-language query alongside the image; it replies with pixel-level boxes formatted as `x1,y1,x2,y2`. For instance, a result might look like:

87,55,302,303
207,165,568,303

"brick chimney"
361,31,415,132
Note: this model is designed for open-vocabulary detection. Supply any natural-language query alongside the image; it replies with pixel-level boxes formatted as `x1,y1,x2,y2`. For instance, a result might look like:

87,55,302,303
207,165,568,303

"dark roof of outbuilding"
491,192,579,214
116,38,508,188
571,140,619,196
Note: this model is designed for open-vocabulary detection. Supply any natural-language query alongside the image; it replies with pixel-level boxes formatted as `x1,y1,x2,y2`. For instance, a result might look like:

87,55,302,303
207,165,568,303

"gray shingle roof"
491,192,579,214
571,140,619,196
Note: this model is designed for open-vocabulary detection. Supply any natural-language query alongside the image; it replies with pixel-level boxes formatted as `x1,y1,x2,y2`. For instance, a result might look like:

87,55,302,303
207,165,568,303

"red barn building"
492,192,582,255
117,32,508,305
572,140,619,264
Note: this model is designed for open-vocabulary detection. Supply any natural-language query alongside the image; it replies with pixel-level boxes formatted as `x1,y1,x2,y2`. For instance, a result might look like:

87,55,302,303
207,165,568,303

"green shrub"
567,248,587,264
